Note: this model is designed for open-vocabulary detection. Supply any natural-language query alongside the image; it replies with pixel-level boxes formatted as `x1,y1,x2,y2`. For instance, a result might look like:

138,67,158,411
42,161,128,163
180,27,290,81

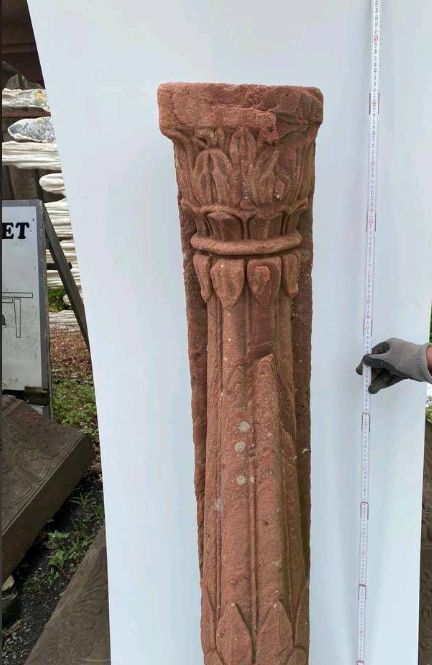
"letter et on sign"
2,201,50,411
2,221,30,240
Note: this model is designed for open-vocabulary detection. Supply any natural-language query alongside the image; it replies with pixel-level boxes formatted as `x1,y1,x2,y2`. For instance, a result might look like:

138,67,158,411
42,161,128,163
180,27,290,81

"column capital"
159,83,322,252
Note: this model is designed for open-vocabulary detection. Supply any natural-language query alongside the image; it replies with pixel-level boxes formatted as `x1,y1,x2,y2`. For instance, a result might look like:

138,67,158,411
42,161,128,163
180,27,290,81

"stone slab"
25,528,110,664
2,395,93,579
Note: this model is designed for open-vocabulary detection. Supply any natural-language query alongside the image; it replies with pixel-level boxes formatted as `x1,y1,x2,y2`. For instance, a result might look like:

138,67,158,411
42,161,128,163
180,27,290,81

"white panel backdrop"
27,2,432,663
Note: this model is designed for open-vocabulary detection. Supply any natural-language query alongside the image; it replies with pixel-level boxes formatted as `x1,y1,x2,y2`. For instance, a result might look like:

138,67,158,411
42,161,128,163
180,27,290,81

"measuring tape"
357,1,382,663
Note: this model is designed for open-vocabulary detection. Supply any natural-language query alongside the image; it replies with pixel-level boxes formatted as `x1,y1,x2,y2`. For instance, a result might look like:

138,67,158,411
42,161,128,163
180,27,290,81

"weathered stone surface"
159,82,322,665
2,396,93,578
25,528,110,665
420,420,432,664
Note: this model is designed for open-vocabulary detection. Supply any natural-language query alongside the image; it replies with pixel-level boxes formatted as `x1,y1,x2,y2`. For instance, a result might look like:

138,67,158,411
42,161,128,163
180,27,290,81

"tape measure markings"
357,1,382,663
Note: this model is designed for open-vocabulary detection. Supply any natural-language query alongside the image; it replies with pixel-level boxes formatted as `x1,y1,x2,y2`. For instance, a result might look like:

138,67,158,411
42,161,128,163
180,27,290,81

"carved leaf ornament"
190,127,294,209
203,588,308,665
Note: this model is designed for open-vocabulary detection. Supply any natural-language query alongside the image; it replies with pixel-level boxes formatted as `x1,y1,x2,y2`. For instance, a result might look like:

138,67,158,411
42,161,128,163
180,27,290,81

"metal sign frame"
2,199,51,412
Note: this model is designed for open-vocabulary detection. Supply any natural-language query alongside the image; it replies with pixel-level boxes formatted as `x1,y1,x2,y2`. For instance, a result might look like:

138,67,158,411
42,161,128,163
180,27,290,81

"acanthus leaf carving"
256,601,294,665
282,253,301,298
192,148,238,206
229,127,256,195
193,150,215,204
216,603,253,665
249,148,280,206
247,257,281,307
210,259,245,308
193,253,213,302
286,648,308,665
170,121,319,215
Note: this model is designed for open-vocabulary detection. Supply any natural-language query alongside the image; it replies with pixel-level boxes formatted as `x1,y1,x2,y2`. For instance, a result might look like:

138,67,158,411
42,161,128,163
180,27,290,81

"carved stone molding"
159,82,323,665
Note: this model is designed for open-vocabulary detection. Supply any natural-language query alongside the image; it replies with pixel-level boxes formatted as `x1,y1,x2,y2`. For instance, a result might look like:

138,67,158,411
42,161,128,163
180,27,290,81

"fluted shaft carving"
158,83,323,665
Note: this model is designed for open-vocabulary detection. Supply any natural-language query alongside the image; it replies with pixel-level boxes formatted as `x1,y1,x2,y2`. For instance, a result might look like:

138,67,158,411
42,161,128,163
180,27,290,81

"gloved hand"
356,337,432,394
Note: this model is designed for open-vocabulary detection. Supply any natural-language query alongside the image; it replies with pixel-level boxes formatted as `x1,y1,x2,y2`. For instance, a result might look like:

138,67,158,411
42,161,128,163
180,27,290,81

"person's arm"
356,337,432,394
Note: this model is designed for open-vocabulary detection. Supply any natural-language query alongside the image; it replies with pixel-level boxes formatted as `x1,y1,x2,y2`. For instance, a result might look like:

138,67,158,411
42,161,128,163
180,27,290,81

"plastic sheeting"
8,116,55,143
2,140,61,170
2,87,49,111
39,172,65,195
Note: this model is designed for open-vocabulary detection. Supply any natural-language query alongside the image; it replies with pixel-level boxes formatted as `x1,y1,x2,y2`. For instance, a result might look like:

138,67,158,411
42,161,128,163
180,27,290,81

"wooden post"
43,205,89,349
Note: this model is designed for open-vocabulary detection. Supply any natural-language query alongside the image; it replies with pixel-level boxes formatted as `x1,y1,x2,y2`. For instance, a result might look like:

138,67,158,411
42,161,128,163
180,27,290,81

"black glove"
356,337,432,394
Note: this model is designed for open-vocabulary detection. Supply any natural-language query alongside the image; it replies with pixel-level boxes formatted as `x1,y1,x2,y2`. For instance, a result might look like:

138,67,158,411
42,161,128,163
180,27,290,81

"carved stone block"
159,83,323,665
2,395,93,578
25,528,110,665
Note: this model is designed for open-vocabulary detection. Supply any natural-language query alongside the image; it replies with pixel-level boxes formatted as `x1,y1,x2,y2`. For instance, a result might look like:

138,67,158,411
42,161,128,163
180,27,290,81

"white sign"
2,200,49,393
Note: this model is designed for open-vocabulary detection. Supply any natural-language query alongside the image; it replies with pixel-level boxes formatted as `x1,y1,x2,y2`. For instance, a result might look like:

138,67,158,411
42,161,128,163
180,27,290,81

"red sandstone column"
158,83,323,665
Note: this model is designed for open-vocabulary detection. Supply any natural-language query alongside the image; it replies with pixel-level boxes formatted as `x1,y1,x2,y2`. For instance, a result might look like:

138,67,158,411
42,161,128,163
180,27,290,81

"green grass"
46,493,104,576
23,568,60,593
23,491,105,593
48,493,104,575
52,378,98,440
48,286,67,312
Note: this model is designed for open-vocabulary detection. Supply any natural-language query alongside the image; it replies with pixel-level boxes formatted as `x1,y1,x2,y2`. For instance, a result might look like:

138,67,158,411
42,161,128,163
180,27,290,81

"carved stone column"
158,83,323,665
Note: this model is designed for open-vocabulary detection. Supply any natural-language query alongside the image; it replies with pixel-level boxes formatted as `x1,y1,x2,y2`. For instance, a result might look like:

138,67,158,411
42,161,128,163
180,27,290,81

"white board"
27,2,432,663
2,200,49,394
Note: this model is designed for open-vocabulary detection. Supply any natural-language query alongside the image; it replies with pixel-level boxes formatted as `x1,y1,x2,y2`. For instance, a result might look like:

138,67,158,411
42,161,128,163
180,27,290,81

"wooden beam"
43,206,89,349
2,109,51,118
